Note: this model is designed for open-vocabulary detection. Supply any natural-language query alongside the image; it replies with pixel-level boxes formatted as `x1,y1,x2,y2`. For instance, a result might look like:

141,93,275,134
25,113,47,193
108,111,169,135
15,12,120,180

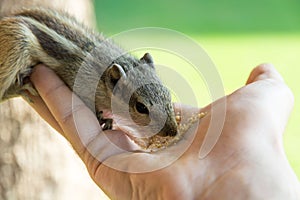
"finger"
30,65,137,156
173,103,200,124
246,63,284,85
173,103,206,149
30,65,91,154
25,94,63,134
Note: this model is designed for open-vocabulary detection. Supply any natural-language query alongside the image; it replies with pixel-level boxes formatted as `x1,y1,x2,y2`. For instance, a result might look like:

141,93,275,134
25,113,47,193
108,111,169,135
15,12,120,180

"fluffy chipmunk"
0,8,178,148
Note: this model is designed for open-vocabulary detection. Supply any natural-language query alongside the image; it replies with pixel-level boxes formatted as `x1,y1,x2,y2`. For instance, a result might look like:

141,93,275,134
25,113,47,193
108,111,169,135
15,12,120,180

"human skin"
27,63,300,200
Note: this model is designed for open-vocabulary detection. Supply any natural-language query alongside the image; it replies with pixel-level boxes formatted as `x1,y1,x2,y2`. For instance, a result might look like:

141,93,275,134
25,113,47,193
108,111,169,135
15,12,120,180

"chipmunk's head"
103,53,178,138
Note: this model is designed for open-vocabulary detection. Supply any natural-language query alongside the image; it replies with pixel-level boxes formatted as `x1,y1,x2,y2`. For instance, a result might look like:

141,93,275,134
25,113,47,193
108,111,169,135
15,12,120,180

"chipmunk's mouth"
99,109,144,147
100,109,181,152
100,109,157,150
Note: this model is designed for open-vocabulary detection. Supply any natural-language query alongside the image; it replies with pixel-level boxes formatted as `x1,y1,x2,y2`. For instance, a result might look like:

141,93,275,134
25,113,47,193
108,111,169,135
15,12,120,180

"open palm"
28,64,300,200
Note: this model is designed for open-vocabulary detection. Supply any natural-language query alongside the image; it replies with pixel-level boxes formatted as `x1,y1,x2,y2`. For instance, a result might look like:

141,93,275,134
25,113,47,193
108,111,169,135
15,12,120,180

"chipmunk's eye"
135,102,149,115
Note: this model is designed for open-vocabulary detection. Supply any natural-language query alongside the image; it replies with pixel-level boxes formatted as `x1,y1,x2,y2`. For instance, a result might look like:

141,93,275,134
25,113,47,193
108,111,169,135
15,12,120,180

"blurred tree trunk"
0,1,108,199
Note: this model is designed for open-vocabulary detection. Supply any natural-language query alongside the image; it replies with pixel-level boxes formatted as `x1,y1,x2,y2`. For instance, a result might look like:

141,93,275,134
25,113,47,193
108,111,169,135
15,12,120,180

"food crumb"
135,111,207,152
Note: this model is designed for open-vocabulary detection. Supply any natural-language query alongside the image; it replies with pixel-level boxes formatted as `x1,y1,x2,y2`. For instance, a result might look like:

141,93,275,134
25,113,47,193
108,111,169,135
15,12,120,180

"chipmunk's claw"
102,119,113,130
96,110,113,130
17,67,33,85
19,83,38,103
22,82,38,96
15,67,39,102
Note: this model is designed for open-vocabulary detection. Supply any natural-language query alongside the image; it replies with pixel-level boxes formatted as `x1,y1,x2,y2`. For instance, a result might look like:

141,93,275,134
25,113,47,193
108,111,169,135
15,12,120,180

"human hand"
28,64,300,199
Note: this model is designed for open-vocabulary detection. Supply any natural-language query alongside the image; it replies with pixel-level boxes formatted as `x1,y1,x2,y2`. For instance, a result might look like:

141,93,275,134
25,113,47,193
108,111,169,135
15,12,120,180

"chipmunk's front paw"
2,67,39,102
96,110,113,130
20,83,38,103
17,67,39,102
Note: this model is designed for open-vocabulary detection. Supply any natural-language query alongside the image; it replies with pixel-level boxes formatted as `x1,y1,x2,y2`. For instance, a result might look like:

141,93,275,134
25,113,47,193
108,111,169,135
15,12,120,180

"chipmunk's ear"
106,63,126,89
140,53,154,68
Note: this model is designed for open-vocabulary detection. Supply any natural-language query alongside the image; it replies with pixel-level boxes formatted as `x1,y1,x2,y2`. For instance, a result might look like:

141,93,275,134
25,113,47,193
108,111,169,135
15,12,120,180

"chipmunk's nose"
167,126,178,137
158,121,178,137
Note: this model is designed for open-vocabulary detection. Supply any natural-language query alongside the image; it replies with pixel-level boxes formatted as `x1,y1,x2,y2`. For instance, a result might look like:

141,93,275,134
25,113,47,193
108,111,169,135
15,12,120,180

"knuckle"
60,102,86,126
43,82,66,99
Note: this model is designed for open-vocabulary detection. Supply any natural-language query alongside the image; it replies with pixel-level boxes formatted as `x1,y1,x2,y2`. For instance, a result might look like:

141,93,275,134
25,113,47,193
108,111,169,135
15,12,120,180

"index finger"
30,65,136,159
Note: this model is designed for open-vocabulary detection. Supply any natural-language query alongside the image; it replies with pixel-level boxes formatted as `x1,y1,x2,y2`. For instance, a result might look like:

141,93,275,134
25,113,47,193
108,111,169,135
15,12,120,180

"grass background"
94,0,300,179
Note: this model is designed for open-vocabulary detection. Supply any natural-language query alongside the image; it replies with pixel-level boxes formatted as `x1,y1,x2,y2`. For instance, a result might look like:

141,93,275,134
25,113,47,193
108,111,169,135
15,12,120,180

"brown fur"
0,8,178,137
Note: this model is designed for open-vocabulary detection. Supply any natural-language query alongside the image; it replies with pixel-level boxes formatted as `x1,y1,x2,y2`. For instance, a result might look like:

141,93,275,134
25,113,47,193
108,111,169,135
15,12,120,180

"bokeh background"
94,0,300,179
0,1,299,200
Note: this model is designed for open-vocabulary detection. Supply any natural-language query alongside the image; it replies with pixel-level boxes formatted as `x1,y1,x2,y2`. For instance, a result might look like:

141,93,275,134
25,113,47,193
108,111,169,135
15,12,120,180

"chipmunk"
0,8,178,147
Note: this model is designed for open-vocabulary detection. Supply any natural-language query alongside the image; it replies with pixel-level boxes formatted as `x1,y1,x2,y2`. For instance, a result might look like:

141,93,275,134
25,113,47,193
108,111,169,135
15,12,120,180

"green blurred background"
94,0,300,179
